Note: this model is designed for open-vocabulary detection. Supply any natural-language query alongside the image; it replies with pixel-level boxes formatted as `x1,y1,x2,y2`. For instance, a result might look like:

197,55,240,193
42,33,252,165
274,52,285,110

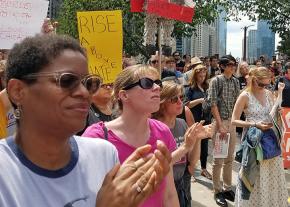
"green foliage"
226,0,290,36
277,32,290,57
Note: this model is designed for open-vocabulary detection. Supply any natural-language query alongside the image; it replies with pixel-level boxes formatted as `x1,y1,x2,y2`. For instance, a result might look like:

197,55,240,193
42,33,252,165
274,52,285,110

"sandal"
201,169,212,180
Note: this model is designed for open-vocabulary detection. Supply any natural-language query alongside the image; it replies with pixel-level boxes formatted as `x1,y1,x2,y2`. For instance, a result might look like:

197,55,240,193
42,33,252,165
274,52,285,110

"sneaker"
214,192,228,207
201,169,212,180
223,190,235,202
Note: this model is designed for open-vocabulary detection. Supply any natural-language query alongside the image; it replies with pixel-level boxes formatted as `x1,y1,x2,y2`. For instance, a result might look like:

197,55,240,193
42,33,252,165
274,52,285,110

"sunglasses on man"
123,77,162,90
22,72,102,94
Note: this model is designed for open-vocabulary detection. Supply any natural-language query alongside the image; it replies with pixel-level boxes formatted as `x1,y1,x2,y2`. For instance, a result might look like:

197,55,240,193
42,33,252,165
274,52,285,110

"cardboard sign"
0,0,48,49
77,10,123,83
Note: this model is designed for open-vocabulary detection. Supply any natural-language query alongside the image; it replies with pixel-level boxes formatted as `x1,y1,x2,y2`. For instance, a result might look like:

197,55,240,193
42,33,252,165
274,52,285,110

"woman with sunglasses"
0,34,172,207
78,82,116,134
231,67,287,207
83,64,183,207
185,64,212,180
152,81,212,207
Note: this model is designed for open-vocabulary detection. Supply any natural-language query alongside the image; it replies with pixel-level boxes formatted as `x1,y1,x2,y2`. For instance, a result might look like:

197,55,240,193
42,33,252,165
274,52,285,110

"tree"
57,0,233,57
225,0,290,36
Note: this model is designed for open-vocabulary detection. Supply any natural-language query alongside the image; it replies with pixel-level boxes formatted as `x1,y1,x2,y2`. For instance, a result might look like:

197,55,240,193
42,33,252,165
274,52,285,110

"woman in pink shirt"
83,65,180,207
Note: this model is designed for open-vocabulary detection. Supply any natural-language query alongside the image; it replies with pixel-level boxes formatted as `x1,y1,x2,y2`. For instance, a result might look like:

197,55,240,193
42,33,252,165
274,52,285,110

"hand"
278,82,285,94
198,98,205,104
95,142,171,207
217,124,227,139
256,121,273,131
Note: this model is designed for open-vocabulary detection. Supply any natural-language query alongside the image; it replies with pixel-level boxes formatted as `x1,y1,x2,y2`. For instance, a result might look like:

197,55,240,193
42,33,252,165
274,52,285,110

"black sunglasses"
22,72,102,94
123,77,162,90
170,95,184,104
256,81,270,88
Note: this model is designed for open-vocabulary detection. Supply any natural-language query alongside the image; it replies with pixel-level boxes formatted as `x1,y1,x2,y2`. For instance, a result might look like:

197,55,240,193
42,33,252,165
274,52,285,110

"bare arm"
187,139,201,175
231,92,254,128
163,168,180,207
184,106,195,126
187,98,204,109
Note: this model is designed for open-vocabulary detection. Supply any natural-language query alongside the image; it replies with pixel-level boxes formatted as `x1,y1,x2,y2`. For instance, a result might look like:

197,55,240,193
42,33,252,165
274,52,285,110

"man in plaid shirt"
208,55,240,207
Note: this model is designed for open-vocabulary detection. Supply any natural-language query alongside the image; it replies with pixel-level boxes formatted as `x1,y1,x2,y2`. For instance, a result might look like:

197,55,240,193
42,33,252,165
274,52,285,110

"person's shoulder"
74,135,118,162
149,119,170,132
175,118,187,129
75,135,115,151
82,121,105,137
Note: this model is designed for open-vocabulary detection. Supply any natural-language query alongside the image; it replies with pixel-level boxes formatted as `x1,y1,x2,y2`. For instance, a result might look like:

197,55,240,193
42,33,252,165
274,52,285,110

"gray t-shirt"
0,136,118,207
170,118,188,181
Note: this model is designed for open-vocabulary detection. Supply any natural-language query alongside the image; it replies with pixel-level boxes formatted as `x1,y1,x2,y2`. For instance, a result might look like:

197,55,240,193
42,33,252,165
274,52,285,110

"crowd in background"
0,23,290,207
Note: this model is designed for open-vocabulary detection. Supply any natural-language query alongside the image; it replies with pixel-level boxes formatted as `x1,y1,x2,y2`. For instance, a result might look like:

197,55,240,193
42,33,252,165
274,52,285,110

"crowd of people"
0,20,290,207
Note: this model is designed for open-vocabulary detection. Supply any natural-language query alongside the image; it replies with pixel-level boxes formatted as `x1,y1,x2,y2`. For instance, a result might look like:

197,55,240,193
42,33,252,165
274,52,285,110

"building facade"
177,9,227,58
247,30,257,64
256,20,275,61
47,0,63,19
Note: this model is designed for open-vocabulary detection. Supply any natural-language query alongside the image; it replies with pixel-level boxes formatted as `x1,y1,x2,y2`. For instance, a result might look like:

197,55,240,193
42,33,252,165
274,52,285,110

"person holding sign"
0,34,171,207
208,55,240,207
83,65,180,207
231,67,288,207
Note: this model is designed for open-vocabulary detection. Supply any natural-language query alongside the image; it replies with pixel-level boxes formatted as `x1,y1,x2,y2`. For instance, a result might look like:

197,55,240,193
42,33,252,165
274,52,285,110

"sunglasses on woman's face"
123,77,162,90
256,80,270,88
170,95,184,104
22,72,102,94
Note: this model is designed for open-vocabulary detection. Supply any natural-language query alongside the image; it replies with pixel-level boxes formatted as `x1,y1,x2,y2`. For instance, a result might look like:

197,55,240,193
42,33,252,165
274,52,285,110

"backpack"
202,75,239,123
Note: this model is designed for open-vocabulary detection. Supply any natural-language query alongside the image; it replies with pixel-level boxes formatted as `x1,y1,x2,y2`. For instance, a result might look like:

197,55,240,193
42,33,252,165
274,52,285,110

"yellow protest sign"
77,10,123,84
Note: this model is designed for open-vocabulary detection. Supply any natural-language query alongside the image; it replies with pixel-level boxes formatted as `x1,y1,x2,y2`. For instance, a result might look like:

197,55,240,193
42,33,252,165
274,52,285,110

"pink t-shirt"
82,119,177,207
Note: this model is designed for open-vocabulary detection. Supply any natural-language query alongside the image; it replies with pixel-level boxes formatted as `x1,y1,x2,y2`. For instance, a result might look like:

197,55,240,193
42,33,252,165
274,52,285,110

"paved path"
190,139,290,207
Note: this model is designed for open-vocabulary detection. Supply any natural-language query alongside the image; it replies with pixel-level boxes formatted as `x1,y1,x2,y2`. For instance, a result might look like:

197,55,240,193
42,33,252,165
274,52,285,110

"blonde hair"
113,64,159,110
152,81,183,119
246,67,271,92
188,64,209,90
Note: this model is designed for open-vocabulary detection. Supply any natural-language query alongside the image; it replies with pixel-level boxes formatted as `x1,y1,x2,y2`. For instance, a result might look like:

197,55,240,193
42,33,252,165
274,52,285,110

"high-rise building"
191,24,210,57
184,9,227,58
247,30,257,64
47,0,63,19
256,20,275,60
217,9,227,56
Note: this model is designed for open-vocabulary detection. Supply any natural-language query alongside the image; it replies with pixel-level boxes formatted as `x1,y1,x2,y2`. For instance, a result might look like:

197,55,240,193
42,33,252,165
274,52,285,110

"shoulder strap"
216,76,223,97
103,124,108,140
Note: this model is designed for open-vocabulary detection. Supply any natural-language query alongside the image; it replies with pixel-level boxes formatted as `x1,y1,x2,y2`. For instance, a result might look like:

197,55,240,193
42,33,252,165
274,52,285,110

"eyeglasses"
256,80,270,88
123,77,162,90
170,95,184,104
22,72,102,94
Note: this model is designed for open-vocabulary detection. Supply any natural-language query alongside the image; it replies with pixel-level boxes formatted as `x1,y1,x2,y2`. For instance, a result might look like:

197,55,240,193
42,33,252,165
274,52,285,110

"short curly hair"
5,34,86,85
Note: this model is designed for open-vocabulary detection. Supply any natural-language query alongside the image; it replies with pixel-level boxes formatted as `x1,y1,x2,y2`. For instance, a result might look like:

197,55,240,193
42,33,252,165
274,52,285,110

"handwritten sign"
0,0,49,49
77,10,123,84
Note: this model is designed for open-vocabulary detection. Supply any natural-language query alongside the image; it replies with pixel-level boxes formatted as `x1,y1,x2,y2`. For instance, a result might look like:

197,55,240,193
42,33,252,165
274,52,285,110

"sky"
226,16,280,59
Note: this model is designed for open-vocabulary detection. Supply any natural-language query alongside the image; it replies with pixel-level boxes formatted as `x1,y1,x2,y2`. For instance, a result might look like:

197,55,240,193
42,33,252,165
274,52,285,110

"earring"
14,105,22,120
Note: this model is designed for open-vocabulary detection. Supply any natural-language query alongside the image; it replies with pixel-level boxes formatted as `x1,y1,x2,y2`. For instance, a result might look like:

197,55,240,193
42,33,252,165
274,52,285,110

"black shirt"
275,76,290,107
185,86,205,122
238,76,247,90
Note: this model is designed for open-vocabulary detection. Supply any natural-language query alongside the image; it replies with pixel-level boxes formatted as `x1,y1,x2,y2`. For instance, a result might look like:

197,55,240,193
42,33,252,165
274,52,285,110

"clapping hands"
95,141,171,207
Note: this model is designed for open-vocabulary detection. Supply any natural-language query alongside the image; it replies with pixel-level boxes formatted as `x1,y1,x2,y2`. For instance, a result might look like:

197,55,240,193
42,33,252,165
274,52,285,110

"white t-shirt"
0,136,119,207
